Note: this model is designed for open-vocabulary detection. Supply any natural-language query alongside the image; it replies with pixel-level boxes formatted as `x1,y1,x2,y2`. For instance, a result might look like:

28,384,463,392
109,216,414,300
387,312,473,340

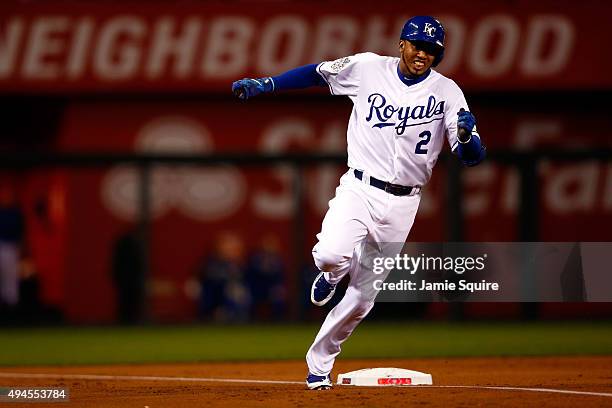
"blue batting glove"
231,77,275,100
457,108,476,135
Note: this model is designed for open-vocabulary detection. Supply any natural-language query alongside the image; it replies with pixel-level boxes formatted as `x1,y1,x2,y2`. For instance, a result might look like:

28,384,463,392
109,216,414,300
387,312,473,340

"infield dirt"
1,356,611,407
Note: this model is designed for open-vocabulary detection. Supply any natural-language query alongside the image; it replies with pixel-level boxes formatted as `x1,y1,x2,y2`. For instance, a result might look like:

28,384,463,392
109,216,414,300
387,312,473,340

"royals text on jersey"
366,93,445,136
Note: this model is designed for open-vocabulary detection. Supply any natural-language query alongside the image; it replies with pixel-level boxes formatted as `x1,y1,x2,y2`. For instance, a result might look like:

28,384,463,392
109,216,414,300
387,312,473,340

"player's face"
399,40,437,77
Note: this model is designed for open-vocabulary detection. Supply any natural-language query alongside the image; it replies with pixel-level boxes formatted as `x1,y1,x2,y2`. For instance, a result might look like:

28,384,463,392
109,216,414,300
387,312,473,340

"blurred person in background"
0,182,24,313
111,229,145,324
245,234,286,320
197,231,250,322
16,256,49,324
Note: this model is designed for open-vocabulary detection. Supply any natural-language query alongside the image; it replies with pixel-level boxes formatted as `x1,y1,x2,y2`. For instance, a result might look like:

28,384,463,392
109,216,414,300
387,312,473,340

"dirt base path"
0,356,611,407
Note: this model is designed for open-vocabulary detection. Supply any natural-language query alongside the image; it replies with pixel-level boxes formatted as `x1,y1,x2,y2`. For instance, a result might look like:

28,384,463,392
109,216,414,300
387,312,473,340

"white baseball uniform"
306,52,472,376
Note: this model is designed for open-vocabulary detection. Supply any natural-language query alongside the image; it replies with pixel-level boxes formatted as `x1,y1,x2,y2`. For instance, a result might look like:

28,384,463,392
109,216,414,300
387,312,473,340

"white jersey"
316,52,471,187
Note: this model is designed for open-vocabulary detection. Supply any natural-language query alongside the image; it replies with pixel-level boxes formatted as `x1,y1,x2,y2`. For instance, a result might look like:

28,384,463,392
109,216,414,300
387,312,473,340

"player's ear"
399,40,404,52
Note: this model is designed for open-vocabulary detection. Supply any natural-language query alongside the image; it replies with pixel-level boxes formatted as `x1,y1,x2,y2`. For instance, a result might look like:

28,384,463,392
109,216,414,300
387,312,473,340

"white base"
337,368,432,387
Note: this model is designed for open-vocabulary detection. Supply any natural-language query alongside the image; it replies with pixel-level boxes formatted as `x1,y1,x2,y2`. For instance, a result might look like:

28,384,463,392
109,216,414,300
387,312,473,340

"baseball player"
232,16,485,390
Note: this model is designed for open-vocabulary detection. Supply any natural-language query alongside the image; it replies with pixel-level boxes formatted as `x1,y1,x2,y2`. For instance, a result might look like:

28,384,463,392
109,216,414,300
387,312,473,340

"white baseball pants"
306,170,421,376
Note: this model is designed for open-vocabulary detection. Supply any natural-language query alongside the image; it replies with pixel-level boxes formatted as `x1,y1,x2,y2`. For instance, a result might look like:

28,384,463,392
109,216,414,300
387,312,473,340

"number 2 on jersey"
415,130,431,154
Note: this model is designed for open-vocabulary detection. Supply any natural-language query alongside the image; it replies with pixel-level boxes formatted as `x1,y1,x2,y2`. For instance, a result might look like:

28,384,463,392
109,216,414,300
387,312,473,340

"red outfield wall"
4,1,610,322
27,100,606,322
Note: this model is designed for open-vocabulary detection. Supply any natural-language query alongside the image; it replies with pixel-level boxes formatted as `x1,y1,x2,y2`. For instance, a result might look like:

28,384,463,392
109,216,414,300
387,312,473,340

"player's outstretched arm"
232,63,327,100
455,108,486,167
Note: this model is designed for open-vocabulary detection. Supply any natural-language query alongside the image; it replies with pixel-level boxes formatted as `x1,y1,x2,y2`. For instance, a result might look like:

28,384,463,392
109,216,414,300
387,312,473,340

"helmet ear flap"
433,49,444,67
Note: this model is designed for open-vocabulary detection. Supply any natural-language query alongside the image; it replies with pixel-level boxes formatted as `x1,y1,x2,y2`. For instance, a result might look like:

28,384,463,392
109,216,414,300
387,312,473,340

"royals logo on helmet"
423,23,436,37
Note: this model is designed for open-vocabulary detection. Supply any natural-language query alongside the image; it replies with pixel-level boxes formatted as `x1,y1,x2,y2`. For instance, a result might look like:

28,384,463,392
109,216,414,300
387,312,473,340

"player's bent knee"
312,246,351,273
351,300,375,320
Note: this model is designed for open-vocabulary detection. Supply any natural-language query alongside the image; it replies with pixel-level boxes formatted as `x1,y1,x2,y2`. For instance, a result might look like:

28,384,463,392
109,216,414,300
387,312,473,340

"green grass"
1,322,611,366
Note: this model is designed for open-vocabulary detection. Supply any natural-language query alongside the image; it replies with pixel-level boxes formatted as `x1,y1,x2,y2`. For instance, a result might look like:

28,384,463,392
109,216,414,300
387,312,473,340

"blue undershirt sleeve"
271,64,327,91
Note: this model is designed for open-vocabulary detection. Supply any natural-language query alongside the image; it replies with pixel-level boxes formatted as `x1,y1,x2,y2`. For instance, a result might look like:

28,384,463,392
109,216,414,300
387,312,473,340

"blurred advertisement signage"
0,2,609,92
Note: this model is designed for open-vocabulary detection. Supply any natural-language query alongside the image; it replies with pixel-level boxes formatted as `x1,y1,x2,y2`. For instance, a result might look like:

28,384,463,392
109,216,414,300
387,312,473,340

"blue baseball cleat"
310,272,337,306
306,373,333,390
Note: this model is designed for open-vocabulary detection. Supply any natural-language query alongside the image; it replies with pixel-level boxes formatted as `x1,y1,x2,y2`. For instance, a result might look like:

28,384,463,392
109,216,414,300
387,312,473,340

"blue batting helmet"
400,16,445,67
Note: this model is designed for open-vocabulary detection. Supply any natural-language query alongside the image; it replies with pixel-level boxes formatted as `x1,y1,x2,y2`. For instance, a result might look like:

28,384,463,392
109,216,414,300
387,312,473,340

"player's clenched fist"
457,108,476,142
231,77,274,100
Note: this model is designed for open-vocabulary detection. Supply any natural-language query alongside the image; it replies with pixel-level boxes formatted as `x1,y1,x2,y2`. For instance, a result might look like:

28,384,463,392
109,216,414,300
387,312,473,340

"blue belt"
354,170,416,196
